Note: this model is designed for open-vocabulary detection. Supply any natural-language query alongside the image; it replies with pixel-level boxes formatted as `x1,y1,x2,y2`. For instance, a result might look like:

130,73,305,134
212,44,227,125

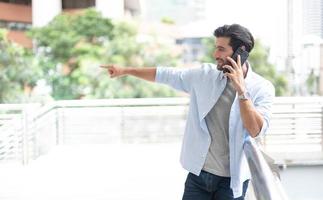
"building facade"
0,0,141,47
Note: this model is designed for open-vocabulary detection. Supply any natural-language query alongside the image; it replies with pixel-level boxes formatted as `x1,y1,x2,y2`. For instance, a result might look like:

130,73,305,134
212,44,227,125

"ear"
241,45,246,51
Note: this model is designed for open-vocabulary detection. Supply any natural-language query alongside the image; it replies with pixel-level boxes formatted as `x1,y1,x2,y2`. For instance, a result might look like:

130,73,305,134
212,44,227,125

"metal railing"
244,139,289,200
266,97,323,153
1,97,323,164
0,103,40,164
1,97,323,199
0,98,189,164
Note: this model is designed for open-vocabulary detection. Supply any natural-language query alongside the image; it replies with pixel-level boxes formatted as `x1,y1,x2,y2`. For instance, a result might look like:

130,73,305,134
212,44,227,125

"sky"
205,0,288,68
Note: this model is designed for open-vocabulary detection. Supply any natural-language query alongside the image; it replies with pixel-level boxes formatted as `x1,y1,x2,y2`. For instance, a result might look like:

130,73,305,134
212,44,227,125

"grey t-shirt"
202,80,236,177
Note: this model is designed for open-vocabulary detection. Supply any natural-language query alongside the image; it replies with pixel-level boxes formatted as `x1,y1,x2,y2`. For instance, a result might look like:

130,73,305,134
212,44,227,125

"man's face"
213,37,234,71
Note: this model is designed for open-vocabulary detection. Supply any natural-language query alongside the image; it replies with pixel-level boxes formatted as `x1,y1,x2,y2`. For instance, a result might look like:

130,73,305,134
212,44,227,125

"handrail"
1,97,323,163
0,98,190,163
244,139,289,200
0,97,300,199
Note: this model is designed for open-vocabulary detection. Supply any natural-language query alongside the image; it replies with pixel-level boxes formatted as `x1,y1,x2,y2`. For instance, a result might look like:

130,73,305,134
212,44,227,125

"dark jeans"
182,171,249,200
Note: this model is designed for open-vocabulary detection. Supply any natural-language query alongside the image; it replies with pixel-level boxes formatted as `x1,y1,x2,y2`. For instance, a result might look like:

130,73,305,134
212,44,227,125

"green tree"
29,9,178,100
0,29,41,103
161,16,175,25
248,40,288,96
306,69,318,95
201,37,214,63
201,37,288,96
28,9,114,99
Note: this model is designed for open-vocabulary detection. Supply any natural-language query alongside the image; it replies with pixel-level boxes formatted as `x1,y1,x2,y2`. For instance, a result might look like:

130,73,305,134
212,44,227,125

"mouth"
216,59,225,71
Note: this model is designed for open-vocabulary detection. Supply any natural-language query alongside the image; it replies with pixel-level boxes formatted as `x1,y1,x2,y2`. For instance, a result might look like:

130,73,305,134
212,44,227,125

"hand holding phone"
223,46,249,73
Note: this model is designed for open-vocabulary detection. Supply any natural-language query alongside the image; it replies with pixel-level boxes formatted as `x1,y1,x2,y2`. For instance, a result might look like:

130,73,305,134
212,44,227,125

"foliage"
248,40,288,96
28,9,178,100
0,29,42,103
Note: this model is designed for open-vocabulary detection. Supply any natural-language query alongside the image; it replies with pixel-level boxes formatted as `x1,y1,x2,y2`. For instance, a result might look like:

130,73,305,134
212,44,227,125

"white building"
0,0,141,47
303,0,323,38
32,0,141,27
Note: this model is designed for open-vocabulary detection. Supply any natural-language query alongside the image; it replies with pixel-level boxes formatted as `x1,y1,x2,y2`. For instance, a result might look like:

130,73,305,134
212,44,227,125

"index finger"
100,65,112,69
237,55,241,67
226,57,238,69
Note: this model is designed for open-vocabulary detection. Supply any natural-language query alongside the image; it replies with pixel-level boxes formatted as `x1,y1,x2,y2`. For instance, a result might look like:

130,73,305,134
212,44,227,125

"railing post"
55,108,60,145
292,103,296,136
21,108,28,165
121,106,125,142
321,107,323,153
56,107,65,145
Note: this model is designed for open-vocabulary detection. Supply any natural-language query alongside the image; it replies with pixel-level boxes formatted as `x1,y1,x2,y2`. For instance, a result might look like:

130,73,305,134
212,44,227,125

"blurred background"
0,0,323,200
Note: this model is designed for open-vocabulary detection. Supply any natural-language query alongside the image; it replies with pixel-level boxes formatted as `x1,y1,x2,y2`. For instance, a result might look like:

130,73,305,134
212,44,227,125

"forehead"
214,37,231,47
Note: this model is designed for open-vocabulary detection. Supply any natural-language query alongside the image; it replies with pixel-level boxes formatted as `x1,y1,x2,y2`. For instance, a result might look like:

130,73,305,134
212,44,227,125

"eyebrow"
215,45,225,50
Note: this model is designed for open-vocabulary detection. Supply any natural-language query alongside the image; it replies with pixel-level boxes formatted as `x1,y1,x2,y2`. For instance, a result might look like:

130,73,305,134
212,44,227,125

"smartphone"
223,46,249,73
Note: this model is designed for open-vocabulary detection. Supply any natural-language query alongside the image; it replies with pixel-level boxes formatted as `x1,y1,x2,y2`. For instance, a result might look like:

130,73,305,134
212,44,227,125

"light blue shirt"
155,63,275,198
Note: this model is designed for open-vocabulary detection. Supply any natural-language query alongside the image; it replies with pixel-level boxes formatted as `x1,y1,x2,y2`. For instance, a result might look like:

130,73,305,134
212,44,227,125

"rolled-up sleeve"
155,67,197,93
254,82,275,137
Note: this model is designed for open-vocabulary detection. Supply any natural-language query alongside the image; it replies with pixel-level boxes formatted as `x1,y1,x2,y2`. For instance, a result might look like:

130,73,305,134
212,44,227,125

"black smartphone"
223,46,249,73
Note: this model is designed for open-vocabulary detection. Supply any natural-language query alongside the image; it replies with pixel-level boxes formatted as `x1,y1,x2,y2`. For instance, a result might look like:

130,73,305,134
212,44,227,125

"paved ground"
0,143,186,200
280,165,323,200
1,143,323,200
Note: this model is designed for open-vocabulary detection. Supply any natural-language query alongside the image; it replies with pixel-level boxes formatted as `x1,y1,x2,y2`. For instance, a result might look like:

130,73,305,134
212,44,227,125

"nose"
213,50,220,59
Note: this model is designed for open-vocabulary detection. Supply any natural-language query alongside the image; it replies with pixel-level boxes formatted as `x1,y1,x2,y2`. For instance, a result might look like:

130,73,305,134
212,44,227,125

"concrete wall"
96,0,124,19
32,0,62,27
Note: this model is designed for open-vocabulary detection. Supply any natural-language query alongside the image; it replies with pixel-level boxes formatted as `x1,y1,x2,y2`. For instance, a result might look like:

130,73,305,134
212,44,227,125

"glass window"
0,0,31,5
62,0,95,9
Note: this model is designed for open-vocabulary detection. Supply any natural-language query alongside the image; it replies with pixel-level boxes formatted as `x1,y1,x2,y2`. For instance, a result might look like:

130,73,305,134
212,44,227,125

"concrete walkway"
0,143,186,200
2,143,323,200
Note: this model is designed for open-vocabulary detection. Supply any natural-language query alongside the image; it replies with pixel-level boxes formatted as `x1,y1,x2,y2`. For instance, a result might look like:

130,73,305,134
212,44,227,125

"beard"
216,58,228,71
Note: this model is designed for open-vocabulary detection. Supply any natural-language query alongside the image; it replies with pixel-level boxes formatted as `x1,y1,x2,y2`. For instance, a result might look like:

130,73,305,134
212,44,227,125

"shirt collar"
219,70,225,80
245,61,253,82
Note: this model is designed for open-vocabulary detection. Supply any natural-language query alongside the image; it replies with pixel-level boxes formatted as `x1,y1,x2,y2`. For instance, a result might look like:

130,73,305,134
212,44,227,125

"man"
101,24,275,200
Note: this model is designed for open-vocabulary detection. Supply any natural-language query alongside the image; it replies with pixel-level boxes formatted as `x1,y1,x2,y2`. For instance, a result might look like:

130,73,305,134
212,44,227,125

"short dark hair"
213,24,254,53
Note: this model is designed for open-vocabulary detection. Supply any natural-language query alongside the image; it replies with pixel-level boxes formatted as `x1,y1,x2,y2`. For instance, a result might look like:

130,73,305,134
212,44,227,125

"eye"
215,46,226,52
